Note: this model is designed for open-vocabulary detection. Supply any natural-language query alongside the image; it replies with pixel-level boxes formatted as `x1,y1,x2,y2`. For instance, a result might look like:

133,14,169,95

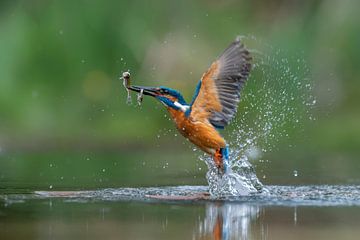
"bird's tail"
214,145,230,174
220,145,230,173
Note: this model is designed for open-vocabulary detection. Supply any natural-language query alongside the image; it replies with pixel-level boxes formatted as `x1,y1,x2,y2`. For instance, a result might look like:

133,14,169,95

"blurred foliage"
0,0,359,189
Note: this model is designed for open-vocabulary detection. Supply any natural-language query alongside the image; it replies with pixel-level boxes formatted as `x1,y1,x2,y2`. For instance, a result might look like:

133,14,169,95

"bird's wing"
189,38,252,128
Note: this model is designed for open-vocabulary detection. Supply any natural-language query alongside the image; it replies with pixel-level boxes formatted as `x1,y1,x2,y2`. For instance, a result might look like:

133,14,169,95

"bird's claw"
217,165,225,175
214,149,225,175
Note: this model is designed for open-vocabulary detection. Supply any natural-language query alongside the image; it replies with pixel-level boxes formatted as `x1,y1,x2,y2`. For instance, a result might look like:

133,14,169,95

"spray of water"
203,36,316,197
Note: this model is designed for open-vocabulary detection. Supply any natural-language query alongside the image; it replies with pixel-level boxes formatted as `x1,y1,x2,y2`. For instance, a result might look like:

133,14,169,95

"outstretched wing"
189,38,252,128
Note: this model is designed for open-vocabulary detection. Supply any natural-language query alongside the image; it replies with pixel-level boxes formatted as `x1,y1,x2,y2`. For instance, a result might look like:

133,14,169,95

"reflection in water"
197,203,266,240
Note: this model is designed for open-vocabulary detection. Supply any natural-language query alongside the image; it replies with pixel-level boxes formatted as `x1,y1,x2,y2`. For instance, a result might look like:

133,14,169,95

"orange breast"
167,108,226,155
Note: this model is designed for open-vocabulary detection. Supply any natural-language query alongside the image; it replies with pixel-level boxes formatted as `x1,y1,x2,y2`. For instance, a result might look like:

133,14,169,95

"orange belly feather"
167,108,226,155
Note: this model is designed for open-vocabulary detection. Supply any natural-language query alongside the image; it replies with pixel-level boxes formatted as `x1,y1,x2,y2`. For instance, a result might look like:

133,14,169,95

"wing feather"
189,38,252,128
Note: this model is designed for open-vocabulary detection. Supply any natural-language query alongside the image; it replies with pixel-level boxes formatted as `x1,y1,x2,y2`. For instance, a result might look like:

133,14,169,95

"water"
1,185,360,240
202,155,265,196
9,185,359,206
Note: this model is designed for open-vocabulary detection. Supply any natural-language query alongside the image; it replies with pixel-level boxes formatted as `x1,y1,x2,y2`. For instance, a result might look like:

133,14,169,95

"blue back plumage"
190,81,202,105
185,80,202,117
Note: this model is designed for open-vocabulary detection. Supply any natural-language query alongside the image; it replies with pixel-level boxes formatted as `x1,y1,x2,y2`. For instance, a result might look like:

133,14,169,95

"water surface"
1,185,360,240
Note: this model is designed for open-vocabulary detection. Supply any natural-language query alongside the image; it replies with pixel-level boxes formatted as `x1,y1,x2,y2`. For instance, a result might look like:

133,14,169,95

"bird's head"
128,85,190,112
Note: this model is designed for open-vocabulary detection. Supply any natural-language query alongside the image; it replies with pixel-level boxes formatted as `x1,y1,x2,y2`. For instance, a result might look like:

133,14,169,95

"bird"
127,38,252,173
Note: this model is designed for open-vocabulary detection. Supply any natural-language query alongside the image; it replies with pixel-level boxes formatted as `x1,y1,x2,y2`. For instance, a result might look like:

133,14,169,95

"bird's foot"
214,150,224,174
214,146,230,175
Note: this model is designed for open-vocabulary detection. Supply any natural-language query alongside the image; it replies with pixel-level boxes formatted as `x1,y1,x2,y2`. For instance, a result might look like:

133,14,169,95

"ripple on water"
1,185,360,207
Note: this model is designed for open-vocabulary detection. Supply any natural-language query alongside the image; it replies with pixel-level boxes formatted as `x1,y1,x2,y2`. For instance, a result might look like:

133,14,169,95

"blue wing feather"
185,80,202,117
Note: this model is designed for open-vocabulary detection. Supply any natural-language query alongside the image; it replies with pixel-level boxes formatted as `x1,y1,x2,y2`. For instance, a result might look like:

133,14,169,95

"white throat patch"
174,101,190,112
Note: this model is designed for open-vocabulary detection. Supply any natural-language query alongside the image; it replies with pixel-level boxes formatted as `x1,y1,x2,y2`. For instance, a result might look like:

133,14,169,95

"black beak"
128,85,160,97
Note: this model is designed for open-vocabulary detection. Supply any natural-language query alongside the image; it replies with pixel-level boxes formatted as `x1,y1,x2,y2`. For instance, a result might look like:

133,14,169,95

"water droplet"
102,169,106,172
49,185,53,189
293,170,298,177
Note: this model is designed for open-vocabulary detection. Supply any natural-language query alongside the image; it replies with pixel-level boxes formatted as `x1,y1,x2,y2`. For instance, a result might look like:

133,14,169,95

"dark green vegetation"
0,0,359,189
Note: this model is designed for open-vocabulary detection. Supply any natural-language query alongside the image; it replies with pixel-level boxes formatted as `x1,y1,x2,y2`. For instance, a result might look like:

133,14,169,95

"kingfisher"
126,38,252,173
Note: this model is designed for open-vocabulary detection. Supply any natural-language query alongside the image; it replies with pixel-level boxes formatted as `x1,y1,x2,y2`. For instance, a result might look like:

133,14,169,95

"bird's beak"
128,85,160,97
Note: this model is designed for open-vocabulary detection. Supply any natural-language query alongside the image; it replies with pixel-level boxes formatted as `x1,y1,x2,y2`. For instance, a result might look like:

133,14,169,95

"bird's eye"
160,89,168,94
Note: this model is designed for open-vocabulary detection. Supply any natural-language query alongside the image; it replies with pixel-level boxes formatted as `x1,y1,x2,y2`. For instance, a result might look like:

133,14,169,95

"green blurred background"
0,0,359,190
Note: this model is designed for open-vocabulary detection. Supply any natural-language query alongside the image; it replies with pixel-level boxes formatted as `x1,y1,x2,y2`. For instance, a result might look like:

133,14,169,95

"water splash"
202,36,316,197
235,40,316,152
201,154,264,196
